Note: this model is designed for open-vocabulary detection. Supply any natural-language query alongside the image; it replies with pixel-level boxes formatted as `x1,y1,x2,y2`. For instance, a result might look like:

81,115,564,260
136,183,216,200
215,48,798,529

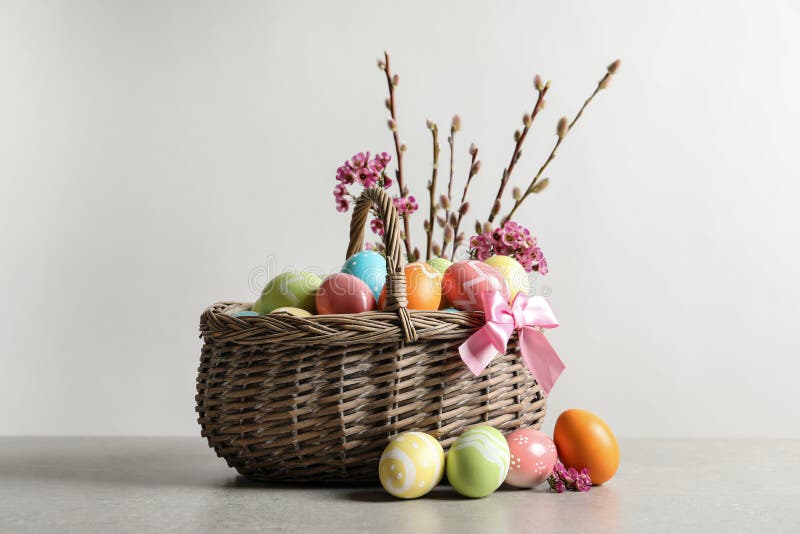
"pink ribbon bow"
458,291,565,395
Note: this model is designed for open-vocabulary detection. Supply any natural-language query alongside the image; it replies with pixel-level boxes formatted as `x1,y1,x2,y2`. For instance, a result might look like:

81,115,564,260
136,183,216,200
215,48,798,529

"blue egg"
232,310,260,317
441,307,460,312
341,250,387,302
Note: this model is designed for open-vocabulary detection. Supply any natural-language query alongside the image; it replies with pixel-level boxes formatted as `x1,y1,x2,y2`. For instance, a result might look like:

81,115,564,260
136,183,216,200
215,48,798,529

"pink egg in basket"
505,428,558,488
316,273,377,315
441,260,508,312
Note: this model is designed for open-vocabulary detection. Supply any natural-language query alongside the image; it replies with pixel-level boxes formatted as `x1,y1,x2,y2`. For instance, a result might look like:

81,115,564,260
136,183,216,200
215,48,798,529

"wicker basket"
196,187,546,482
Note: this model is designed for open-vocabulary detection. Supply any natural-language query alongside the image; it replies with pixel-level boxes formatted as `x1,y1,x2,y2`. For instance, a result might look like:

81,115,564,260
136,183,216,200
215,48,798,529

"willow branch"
425,121,440,261
381,51,414,261
450,147,479,260
487,80,550,223
501,60,621,225
440,116,460,255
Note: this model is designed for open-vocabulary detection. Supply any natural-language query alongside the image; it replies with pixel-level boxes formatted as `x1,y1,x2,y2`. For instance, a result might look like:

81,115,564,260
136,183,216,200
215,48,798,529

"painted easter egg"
379,432,445,499
505,428,558,488
270,307,312,317
341,250,387,302
315,273,377,315
252,271,322,315
426,257,453,274
427,258,455,309
441,261,509,312
446,425,510,498
554,409,620,485
378,262,442,310
483,255,529,301
231,310,260,317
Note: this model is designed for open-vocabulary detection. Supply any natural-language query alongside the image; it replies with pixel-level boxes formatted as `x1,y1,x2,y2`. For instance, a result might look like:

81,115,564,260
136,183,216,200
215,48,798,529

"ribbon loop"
458,291,565,395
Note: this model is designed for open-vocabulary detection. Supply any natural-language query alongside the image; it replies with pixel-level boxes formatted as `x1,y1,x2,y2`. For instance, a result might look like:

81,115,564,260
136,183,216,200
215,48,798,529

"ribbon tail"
518,327,565,395
459,326,504,376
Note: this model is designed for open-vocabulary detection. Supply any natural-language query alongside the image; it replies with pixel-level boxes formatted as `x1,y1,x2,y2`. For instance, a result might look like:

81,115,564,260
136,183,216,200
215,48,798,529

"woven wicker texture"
196,188,546,482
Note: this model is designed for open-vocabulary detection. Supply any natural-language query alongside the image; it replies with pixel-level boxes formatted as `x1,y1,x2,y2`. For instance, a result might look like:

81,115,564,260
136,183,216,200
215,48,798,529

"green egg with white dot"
252,271,322,315
446,425,511,498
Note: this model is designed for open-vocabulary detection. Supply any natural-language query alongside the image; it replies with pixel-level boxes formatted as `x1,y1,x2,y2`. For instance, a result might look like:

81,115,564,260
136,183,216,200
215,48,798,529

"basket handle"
346,187,418,343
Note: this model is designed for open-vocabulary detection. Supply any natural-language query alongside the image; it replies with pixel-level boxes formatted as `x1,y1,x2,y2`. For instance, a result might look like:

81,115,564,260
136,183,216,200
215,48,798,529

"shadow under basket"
195,188,546,482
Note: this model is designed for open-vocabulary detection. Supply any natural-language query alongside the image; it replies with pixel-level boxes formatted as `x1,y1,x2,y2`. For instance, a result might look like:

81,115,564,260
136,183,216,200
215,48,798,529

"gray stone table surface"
0,437,797,533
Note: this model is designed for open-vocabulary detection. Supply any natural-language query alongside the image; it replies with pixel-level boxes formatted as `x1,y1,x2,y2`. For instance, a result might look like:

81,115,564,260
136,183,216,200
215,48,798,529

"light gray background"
1,0,798,438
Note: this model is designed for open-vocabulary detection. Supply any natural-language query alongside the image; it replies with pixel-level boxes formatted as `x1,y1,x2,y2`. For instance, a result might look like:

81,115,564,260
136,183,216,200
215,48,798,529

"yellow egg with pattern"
378,432,445,499
270,307,312,317
483,255,530,301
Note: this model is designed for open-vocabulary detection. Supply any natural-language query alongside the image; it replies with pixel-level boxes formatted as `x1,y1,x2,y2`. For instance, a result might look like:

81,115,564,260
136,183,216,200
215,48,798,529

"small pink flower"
537,258,548,275
333,151,399,211
393,195,418,216
501,232,517,247
370,217,385,236
365,241,385,254
467,221,547,274
575,468,592,492
361,169,380,189
336,166,354,185
548,461,591,493
333,183,350,212
351,151,369,169
374,152,391,170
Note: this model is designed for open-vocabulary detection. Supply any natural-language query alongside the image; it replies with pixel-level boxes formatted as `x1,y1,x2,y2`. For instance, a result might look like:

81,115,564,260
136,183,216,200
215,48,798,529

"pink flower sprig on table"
469,220,548,274
333,151,393,212
547,462,592,493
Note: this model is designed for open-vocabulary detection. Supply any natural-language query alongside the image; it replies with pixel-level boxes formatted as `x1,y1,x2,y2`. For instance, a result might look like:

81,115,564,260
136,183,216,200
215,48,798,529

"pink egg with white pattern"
441,260,509,312
505,428,558,488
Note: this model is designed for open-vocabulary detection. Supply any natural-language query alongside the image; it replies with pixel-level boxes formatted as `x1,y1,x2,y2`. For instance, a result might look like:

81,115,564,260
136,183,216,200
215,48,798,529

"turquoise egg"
442,307,459,312
341,250,387,302
232,310,260,317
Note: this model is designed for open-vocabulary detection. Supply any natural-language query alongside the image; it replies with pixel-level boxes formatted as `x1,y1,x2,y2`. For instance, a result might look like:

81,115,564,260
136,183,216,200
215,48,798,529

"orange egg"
553,409,620,485
378,262,442,310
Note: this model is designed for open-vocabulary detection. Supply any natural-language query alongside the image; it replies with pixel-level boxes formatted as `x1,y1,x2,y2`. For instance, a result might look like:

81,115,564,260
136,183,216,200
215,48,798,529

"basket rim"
200,301,487,347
